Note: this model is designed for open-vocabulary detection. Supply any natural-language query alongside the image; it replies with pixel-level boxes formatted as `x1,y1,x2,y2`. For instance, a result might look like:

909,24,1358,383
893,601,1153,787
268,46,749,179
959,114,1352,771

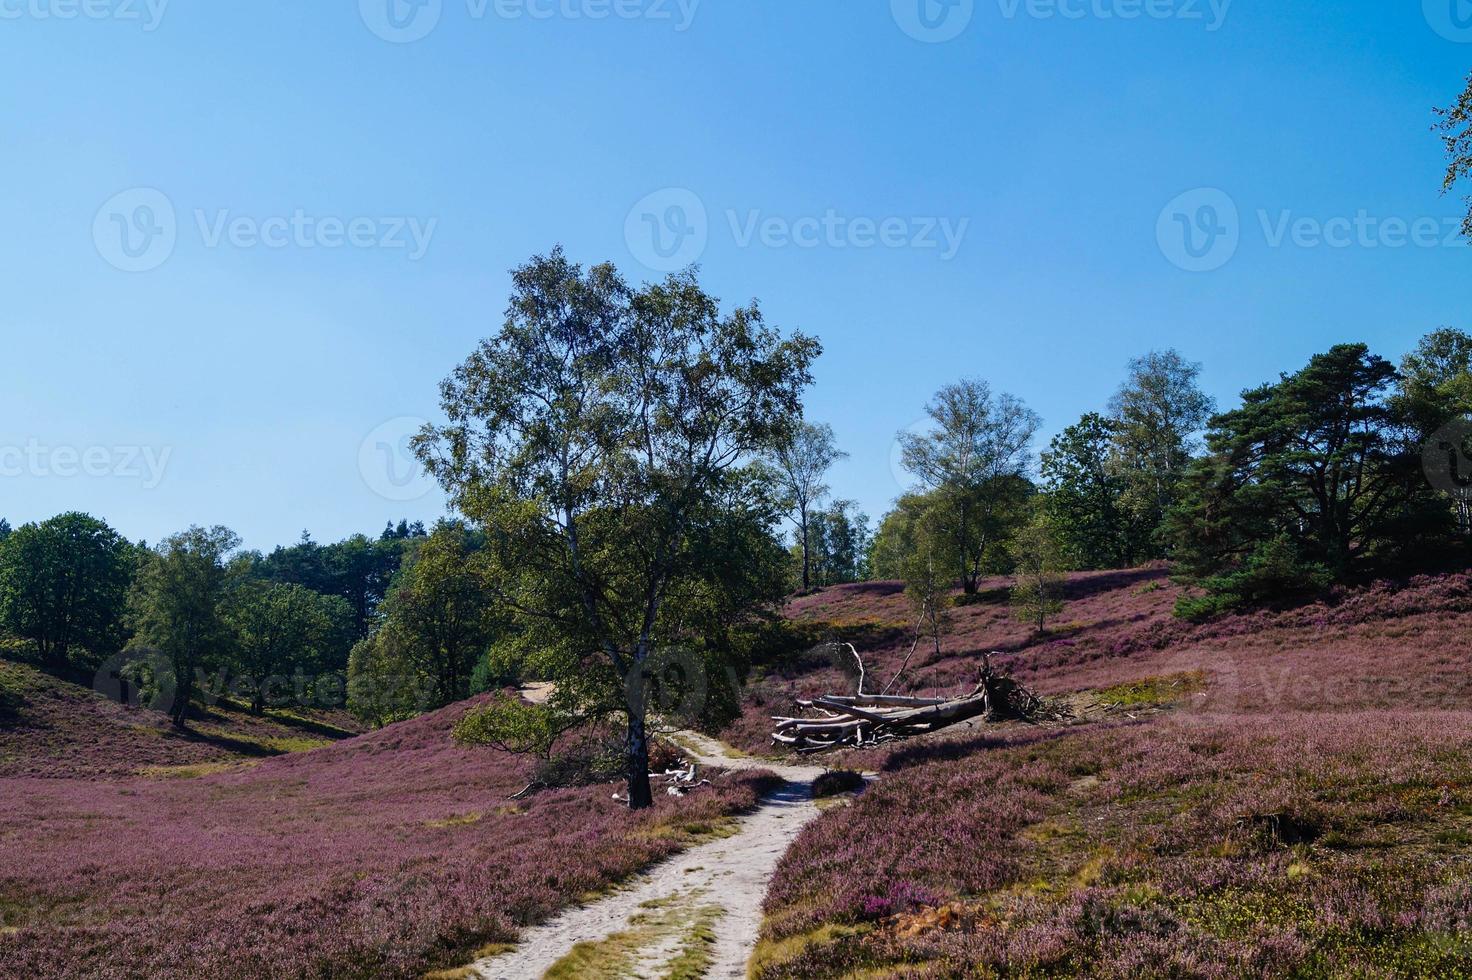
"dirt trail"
470,726,826,980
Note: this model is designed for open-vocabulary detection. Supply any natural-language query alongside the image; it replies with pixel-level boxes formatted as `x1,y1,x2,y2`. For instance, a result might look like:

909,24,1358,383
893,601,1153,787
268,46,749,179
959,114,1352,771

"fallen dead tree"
772,652,1064,753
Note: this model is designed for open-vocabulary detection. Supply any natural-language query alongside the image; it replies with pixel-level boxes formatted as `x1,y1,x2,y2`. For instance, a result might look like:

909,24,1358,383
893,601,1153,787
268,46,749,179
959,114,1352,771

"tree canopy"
415,249,819,808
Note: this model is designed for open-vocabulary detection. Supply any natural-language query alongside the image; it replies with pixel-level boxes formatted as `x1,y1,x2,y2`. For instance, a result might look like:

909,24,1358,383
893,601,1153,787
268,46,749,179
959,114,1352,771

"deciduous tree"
127,526,240,727
763,422,846,591
414,249,818,809
898,379,1040,593
0,512,134,673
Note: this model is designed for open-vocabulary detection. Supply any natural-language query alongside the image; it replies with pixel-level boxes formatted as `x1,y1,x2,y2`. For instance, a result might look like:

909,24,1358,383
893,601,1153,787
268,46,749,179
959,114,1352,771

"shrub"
812,769,866,798
1174,535,1332,621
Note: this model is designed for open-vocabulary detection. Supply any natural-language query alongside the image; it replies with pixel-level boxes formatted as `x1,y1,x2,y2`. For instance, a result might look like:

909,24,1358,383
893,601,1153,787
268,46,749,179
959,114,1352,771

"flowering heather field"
745,571,1472,977
0,684,777,979
758,713,1472,977
724,570,1472,755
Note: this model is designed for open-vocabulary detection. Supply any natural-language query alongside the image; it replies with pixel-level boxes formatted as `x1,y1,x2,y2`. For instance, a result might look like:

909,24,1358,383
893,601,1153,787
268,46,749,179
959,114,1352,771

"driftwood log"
773,653,1057,753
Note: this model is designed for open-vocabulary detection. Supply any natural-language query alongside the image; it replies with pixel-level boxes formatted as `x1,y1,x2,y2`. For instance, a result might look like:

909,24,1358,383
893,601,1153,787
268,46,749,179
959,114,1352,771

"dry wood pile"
772,650,1061,753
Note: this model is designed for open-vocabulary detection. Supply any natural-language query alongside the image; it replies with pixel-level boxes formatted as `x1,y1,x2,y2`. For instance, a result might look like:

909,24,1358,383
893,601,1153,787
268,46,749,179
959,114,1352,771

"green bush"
1174,535,1332,621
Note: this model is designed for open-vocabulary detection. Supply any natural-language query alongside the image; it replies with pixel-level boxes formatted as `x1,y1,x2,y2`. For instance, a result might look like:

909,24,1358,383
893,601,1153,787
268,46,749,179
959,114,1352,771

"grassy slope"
749,571,1472,978
0,668,777,979
0,659,361,779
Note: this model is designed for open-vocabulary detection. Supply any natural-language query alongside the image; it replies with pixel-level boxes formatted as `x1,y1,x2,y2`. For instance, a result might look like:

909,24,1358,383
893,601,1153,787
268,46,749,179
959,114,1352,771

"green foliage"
762,421,847,591
1174,535,1332,621
127,526,240,726
1108,349,1215,559
1168,344,1449,603
1010,510,1068,632
345,630,436,727
369,521,499,711
412,250,817,808
252,525,423,644
897,379,1041,594
1436,72,1472,239
1041,413,1141,569
226,580,351,713
454,695,579,761
799,500,872,588
0,512,136,673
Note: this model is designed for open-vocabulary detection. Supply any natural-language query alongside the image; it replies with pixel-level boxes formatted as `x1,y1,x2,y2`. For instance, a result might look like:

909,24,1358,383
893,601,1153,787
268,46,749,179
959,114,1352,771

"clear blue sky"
4,0,1472,550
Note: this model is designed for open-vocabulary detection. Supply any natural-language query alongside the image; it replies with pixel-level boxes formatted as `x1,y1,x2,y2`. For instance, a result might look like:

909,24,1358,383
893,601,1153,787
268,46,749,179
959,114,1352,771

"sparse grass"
543,899,723,980
1095,671,1206,708
663,904,723,980
136,761,258,779
424,810,484,829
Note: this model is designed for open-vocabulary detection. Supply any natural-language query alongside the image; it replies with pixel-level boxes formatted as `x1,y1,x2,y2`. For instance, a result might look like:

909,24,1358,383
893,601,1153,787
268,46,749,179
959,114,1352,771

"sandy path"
471,727,826,980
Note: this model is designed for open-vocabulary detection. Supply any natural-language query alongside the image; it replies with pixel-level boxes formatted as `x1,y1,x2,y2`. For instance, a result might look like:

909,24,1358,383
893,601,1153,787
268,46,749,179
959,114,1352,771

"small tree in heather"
1011,511,1067,634
127,526,240,727
414,249,818,809
899,379,1041,594
763,422,846,592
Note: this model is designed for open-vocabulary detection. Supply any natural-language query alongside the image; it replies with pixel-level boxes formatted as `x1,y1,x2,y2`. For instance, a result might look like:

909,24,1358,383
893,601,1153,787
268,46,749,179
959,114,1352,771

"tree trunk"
800,508,810,592
625,711,653,810
171,665,193,728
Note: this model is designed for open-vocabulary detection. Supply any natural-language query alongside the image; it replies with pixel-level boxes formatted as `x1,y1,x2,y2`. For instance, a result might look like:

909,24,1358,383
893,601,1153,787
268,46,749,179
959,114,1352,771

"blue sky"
3,0,1472,549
